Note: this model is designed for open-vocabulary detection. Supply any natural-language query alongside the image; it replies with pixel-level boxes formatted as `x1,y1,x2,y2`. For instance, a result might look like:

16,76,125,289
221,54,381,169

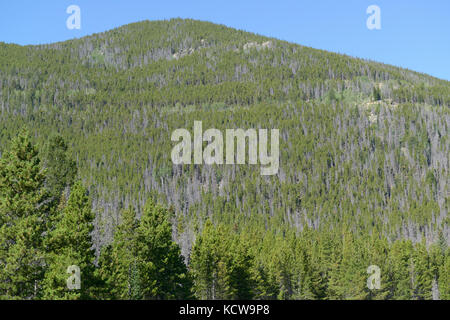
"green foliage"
0,19,448,300
190,220,255,299
42,181,96,299
42,134,77,200
373,86,382,101
98,207,142,299
135,199,193,299
0,130,51,299
438,253,450,299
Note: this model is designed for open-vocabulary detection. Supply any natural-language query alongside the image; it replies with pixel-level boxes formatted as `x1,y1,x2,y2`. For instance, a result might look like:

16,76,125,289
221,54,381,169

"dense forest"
0,19,448,299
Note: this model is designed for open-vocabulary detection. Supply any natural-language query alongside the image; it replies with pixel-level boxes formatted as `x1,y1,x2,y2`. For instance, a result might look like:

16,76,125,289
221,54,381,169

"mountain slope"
0,18,448,256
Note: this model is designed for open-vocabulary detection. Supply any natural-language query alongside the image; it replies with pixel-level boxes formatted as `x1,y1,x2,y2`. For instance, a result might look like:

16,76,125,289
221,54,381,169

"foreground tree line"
0,131,448,300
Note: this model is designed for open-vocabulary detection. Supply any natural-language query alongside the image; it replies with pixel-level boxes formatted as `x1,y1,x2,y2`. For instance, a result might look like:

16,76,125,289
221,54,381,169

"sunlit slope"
0,18,448,251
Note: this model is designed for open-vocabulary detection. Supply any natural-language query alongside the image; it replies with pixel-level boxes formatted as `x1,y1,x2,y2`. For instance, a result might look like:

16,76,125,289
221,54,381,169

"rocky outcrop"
172,47,195,60
243,41,273,52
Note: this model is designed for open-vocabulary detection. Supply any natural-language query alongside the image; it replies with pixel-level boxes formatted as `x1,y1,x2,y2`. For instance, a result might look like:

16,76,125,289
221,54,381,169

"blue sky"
1,0,449,80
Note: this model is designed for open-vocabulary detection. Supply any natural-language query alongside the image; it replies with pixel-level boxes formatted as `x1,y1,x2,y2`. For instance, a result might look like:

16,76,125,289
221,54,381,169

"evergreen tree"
373,86,382,101
390,240,415,299
221,237,255,299
328,231,368,299
135,199,193,299
190,220,220,299
438,251,450,300
190,220,255,299
42,181,96,299
0,130,51,299
42,134,77,200
411,239,433,300
98,207,142,299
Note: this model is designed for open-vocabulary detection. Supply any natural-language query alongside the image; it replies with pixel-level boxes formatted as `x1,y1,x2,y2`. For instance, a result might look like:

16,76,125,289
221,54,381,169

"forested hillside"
0,18,448,299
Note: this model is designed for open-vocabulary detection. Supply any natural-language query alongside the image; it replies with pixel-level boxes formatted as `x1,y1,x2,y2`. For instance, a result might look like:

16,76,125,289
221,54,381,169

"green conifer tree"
135,199,193,299
42,134,77,201
190,221,255,299
0,130,51,299
42,181,96,299
190,220,219,299
98,207,142,299
390,240,415,299
438,252,450,300
411,239,433,300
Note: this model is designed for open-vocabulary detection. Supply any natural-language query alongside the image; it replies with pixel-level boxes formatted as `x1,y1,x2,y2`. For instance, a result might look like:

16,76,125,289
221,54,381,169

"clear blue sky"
1,0,449,80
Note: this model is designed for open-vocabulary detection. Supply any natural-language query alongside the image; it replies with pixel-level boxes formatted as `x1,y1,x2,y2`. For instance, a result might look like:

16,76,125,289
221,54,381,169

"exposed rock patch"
243,41,273,52
172,47,195,60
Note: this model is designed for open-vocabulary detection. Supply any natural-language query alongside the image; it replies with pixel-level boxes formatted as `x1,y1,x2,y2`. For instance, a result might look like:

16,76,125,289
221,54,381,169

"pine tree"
438,251,450,300
366,232,391,300
411,239,433,300
42,181,96,299
42,134,77,201
327,231,368,299
0,130,52,299
223,237,255,299
190,220,219,299
98,206,142,299
135,199,193,299
42,135,77,235
390,240,414,299
190,221,255,299
373,86,382,101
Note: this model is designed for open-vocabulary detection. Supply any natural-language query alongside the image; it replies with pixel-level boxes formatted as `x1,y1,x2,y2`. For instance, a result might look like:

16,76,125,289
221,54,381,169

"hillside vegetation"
0,19,448,299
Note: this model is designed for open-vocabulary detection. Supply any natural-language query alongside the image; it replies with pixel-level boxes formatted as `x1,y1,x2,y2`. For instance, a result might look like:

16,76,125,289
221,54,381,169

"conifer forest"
0,19,448,300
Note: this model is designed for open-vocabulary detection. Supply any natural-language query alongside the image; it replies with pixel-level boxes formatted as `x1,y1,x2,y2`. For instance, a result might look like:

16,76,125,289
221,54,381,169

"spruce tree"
412,239,433,300
190,220,219,299
42,134,77,201
42,181,96,299
390,240,415,299
226,238,255,299
190,220,255,299
135,199,192,299
328,231,368,299
0,130,51,299
98,207,142,299
373,86,382,101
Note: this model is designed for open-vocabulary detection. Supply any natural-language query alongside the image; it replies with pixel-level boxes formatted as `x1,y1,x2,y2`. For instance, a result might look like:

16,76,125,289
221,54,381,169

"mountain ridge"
3,18,449,84
2,18,449,84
